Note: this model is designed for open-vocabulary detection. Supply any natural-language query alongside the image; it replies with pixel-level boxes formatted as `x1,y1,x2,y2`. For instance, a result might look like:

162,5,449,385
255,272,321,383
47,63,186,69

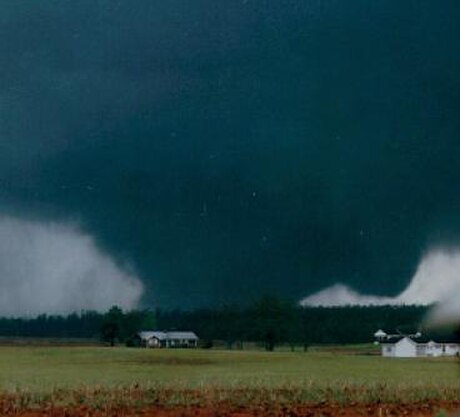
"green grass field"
0,346,458,403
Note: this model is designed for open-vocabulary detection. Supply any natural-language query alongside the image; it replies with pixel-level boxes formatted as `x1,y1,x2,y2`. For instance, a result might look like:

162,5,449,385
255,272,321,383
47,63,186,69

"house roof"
380,336,417,345
138,331,167,340
379,336,404,344
138,331,199,341
166,331,199,340
417,337,460,344
380,335,460,346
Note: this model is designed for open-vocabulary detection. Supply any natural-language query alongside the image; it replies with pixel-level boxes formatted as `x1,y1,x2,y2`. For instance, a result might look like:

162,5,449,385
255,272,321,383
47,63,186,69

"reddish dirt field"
6,402,460,417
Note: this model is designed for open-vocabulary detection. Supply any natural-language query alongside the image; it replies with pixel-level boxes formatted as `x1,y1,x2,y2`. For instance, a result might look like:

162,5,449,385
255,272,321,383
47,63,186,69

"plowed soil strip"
6,402,460,417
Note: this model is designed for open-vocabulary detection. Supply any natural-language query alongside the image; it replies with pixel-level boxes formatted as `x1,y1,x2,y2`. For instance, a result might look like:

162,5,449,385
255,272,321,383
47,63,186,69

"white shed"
380,336,417,358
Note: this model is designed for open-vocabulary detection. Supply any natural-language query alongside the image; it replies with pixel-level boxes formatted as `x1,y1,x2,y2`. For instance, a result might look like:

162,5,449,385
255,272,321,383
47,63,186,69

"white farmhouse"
374,329,460,358
137,330,199,348
423,340,460,357
138,331,168,348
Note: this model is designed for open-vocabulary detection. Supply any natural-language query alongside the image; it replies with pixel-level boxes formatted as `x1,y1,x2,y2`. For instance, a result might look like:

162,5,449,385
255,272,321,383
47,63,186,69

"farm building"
374,329,460,358
379,336,417,358
136,331,199,348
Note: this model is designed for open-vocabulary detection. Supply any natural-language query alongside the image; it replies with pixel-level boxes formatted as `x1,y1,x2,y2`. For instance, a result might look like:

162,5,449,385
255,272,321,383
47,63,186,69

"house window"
386,346,391,353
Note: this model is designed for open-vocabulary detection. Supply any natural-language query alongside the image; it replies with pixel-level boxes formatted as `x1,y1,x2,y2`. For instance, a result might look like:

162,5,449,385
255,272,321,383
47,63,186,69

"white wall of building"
381,344,395,357
380,337,460,358
393,337,417,357
445,344,460,356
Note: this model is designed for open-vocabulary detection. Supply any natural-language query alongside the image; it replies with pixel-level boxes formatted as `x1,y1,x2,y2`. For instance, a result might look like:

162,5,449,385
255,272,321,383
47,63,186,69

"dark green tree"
250,296,295,351
101,306,123,346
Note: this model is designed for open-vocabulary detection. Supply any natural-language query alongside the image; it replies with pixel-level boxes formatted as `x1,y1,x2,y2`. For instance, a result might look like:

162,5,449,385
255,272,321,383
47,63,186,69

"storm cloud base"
0,217,143,317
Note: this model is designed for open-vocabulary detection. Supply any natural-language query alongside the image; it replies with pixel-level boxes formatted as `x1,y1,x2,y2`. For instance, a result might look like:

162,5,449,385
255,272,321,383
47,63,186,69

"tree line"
0,298,440,349
156,299,431,350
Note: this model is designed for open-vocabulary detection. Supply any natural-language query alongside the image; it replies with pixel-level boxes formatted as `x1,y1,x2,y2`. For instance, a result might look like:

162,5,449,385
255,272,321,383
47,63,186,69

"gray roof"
138,331,167,340
138,330,199,341
166,331,199,340
380,335,460,346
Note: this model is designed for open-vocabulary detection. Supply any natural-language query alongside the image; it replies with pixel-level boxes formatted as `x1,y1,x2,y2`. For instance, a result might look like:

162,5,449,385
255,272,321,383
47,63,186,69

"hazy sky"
0,1,460,311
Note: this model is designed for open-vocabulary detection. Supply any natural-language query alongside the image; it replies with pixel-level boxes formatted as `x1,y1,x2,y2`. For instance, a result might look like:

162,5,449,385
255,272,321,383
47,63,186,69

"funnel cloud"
301,249,460,309
0,217,143,316
0,1,459,308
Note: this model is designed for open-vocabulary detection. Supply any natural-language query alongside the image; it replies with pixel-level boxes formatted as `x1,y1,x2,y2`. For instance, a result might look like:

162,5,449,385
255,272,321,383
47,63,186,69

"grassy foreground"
0,346,459,409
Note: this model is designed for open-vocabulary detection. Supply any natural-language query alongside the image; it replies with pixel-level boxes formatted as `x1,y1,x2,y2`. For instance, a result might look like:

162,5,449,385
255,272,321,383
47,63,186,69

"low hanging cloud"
300,284,395,307
413,250,460,327
0,216,143,317
300,249,460,323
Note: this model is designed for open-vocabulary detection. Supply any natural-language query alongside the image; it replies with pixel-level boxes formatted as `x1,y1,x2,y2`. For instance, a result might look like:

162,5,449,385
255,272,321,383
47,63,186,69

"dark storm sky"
1,0,460,308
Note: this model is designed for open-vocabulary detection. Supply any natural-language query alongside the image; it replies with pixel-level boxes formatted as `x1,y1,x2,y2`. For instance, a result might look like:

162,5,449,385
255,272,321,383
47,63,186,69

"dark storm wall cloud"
0,1,460,308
